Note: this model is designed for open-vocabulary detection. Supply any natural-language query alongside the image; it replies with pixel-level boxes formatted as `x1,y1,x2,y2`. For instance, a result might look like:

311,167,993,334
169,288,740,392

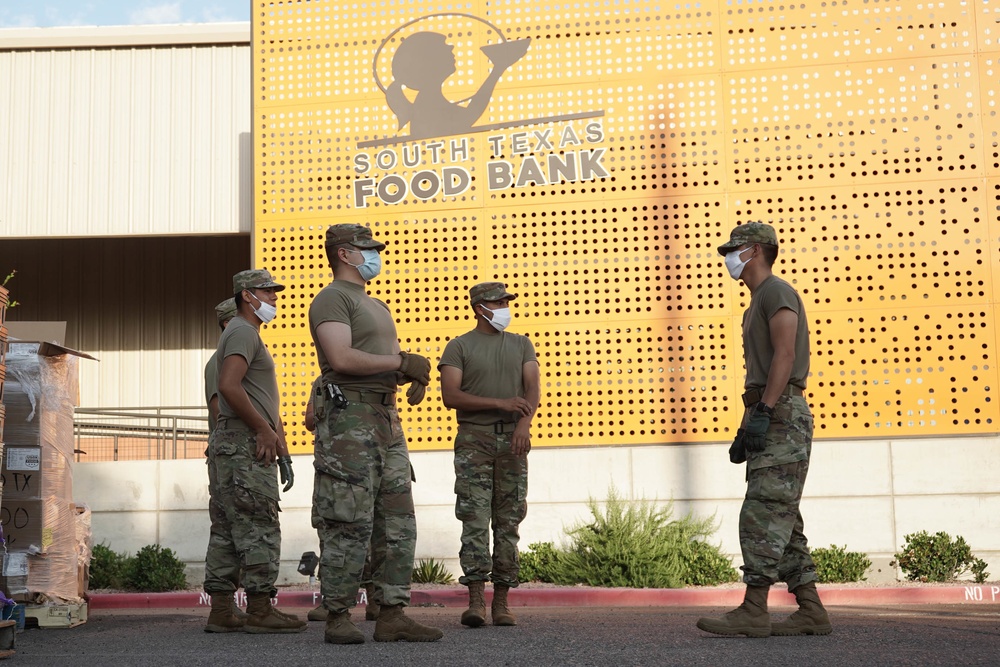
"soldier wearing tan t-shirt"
203,269,304,635
439,282,540,629
697,223,831,639
308,223,442,644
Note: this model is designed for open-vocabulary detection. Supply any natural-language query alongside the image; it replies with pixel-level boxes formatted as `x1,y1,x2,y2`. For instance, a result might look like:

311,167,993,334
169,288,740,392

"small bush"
679,540,740,586
411,558,454,584
892,531,990,584
812,544,872,583
123,545,189,592
89,543,129,590
519,542,562,583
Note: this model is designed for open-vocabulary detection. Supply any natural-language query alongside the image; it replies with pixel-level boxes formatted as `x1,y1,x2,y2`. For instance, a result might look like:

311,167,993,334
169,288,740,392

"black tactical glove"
744,402,774,453
277,455,294,492
406,381,427,406
729,428,747,464
398,351,431,386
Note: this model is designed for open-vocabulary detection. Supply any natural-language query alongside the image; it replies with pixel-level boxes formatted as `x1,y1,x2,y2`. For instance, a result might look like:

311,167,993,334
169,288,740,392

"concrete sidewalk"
88,582,1000,610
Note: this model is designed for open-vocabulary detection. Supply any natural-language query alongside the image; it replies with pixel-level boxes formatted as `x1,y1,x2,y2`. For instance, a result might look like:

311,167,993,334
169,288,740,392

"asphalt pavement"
8,603,1000,666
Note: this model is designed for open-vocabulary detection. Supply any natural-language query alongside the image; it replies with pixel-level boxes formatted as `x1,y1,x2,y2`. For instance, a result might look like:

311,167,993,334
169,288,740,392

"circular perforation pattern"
811,308,993,432
256,0,1000,451
724,0,974,68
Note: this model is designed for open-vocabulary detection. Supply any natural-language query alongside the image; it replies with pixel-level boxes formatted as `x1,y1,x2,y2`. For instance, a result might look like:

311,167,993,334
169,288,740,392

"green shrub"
678,539,740,586
89,542,129,590
812,544,872,583
891,531,990,583
411,558,455,584
123,545,189,592
538,486,732,588
519,542,562,583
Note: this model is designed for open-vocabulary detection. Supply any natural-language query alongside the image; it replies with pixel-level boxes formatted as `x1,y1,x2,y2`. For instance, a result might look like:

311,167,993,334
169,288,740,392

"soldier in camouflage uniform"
303,376,379,624
308,223,443,644
202,298,248,625
697,223,832,638
203,270,304,635
439,282,539,628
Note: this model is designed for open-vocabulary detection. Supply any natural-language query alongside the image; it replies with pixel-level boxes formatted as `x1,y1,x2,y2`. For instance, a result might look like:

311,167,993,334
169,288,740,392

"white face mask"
481,306,512,332
724,247,753,280
246,290,277,324
347,248,382,281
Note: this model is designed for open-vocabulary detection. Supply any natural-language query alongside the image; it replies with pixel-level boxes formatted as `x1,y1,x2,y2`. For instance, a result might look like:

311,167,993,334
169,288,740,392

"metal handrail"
73,406,209,462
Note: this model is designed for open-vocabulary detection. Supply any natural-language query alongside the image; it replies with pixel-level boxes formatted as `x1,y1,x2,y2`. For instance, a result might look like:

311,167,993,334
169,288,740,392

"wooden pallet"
23,602,87,629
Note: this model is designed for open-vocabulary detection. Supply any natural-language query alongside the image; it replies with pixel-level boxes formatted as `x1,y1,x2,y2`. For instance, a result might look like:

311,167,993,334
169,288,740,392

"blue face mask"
348,249,382,281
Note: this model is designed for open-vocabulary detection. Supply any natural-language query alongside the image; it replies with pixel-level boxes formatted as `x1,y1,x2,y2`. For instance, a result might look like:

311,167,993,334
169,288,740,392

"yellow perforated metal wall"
254,0,1000,453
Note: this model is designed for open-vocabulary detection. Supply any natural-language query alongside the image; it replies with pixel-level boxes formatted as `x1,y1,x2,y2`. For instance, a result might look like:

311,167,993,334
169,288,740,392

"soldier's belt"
215,417,253,431
459,421,518,435
741,385,803,407
340,388,396,406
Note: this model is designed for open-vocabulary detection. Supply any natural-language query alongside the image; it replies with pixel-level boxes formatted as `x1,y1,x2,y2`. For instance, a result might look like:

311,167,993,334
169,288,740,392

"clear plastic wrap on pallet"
0,343,81,603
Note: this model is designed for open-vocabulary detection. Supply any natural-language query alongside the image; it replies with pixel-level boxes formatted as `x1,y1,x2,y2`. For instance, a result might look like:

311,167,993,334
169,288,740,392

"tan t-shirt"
741,275,810,390
204,351,220,431
438,330,538,425
215,316,281,429
309,280,399,393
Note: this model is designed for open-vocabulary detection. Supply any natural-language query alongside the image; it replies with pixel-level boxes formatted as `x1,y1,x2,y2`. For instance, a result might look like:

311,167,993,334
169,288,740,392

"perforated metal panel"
255,0,1000,452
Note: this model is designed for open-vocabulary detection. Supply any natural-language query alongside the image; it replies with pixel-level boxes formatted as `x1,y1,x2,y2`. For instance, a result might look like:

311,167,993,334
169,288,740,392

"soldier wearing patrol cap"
697,223,831,638
439,281,539,628
202,297,249,626
308,223,443,644
203,270,305,635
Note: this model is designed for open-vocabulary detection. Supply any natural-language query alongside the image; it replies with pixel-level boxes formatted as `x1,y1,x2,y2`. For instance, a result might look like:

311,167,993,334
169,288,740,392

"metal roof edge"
0,22,251,50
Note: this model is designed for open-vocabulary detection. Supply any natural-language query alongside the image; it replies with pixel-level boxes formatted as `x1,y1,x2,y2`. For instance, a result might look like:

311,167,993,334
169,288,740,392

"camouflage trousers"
203,426,282,596
739,395,817,590
312,399,415,613
453,426,528,588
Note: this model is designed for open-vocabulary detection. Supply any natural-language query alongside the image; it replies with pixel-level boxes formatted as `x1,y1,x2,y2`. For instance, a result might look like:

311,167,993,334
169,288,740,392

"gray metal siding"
0,44,250,238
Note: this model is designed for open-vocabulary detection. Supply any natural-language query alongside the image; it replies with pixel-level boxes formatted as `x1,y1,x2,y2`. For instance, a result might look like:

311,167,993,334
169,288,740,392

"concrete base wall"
74,436,1000,587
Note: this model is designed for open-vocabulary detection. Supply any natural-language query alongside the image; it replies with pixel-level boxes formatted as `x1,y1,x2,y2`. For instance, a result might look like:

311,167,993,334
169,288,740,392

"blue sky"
0,1,250,28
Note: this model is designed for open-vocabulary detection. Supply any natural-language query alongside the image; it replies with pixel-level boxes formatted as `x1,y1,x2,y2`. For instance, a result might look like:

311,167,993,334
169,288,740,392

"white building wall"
74,437,1000,586
0,24,251,238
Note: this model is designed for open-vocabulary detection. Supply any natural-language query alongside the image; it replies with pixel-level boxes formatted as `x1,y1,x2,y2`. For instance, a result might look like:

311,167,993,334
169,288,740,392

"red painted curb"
87,583,1000,610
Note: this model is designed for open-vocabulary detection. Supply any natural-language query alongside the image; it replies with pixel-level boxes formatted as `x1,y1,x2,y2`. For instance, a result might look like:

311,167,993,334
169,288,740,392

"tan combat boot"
373,604,444,642
365,582,380,621
460,581,487,628
307,604,328,622
491,584,517,626
771,582,832,636
230,598,249,621
243,593,307,634
325,610,365,644
696,585,772,638
205,593,245,633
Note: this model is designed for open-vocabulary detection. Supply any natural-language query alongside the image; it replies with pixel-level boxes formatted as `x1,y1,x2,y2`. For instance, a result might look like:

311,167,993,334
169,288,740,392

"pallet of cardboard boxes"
0,323,95,629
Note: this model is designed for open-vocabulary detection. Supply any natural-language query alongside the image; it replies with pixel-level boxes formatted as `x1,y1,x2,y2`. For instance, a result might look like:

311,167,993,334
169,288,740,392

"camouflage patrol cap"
469,282,517,306
717,222,779,256
325,223,386,251
232,269,285,294
215,298,237,323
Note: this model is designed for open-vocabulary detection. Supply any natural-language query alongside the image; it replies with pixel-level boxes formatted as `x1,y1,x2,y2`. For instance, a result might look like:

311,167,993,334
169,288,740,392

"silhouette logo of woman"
374,14,530,141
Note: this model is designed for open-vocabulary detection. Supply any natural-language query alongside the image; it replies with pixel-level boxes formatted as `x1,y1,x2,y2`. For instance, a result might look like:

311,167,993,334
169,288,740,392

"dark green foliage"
518,486,737,588
892,531,990,584
411,558,455,584
89,543,128,590
518,542,562,583
678,539,741,586
811,544,872,583
122,545,189,592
